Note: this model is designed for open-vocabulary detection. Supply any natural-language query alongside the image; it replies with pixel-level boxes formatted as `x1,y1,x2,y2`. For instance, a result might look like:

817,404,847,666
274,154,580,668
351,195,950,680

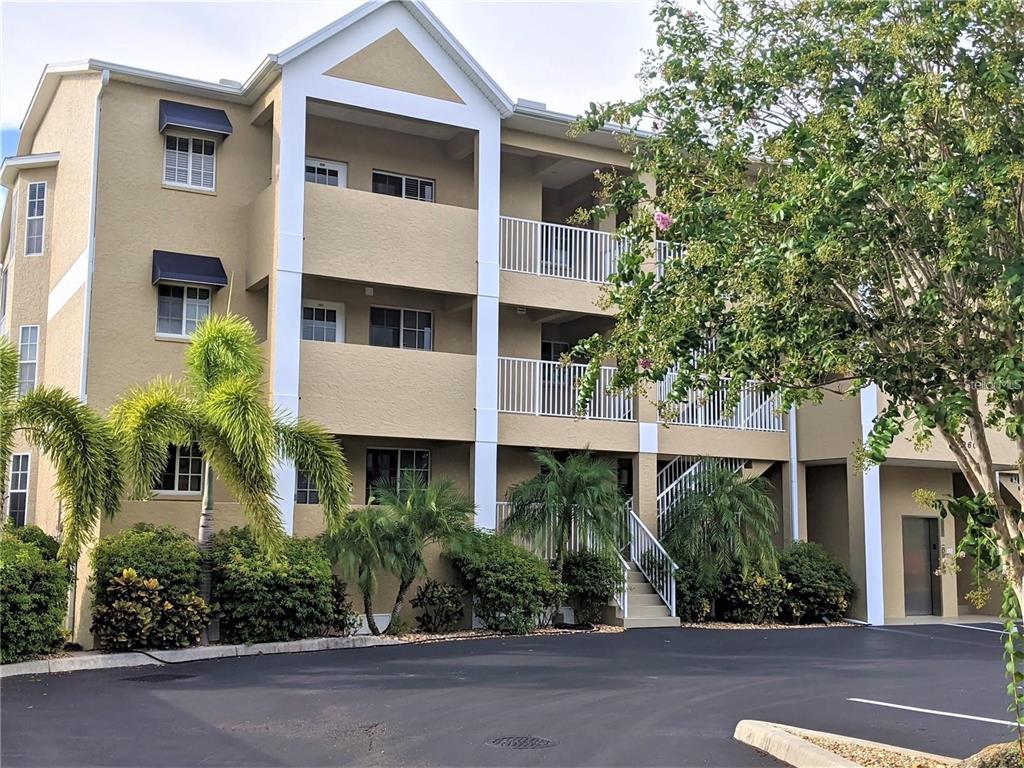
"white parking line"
950,624,1004,634
848,698,1015,726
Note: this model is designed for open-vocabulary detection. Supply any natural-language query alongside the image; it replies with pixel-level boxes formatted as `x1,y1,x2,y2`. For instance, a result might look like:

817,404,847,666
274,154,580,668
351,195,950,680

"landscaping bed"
784,727,955,768
681,620,858,630
401,624,624,644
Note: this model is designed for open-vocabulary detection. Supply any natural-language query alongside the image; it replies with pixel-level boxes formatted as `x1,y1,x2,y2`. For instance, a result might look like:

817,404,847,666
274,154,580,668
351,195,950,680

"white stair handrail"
628,509,677,617
656,456,746,535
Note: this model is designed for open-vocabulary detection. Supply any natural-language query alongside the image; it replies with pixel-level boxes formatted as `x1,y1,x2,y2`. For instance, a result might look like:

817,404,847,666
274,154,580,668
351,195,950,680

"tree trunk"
386,576,414,635
197,461,217,644
363,592,380,636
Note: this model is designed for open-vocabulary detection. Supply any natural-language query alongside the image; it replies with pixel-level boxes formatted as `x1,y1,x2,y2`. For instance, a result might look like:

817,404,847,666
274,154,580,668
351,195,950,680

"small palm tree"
503,449,623,576
0,338,121,564
372,473,474,633
109,314,350,603
328,505,401,635
661,460,779,582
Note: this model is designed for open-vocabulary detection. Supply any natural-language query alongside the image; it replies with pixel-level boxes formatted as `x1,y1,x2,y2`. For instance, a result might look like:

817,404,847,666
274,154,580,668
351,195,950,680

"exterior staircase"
619,564,679,628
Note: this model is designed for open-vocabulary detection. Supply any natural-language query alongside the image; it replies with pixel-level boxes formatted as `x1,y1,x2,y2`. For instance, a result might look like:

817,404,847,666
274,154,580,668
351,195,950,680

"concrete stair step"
623,616,681,629
627,583,657,595
628,593,667,607
628,604,673,619
627,571,649,584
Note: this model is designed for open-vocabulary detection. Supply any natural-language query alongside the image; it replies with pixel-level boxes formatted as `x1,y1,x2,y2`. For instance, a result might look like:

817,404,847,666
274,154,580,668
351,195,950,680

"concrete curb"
734,720,957,767
0,635,405,679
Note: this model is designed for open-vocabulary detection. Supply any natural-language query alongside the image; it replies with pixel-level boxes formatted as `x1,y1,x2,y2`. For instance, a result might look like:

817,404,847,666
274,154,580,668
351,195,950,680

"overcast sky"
0,0,661,158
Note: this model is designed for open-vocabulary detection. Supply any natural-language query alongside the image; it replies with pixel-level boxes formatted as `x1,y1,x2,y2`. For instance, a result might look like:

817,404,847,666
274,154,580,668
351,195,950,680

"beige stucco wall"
303,184,477,296
305,115,475,208
88,80,271,412
879,465,959,620
798,390,861,462
498,412,638,453
302,276,474,355
500,271,612,317
805,463,851,569
299,341,476,441
657,422,790,462
499,153,543,220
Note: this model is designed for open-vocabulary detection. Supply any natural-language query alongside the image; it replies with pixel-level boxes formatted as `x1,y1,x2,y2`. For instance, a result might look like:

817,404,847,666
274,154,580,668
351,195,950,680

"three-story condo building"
2,0,1019,645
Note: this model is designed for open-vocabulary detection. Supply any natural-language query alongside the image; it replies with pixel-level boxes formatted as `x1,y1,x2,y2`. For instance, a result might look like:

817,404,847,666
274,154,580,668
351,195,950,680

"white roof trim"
275,0,514,117
1,152,61,189
511,102,653,140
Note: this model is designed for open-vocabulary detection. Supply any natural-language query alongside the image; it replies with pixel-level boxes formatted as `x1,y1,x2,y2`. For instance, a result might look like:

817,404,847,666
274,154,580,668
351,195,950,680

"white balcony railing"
500,216,626,283
656,374,784,432
498,357,634,421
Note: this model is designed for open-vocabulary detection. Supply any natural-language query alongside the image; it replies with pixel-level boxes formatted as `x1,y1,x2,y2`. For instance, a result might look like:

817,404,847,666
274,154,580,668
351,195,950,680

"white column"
860,384,885,624
473,121,500,529
270,80,306,535
788,404,801,541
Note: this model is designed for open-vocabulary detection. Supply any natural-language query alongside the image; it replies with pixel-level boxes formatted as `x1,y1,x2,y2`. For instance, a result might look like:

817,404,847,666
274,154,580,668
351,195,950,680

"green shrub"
211,527,333,644
780,542,857,623
330,576,359,636
89,524,206,650
91,568,209,650
718,568,788,624
1,535,70,662
91,524,201,600
411,579,464,633
8,525,60,560
673,557,719,623
449,532,565,634
561,550,623,625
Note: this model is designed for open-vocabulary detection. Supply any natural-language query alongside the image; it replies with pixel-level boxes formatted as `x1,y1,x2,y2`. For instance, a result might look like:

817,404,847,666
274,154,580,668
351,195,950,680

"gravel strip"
792,731,950,768
399,625,624,644
680,621,858,630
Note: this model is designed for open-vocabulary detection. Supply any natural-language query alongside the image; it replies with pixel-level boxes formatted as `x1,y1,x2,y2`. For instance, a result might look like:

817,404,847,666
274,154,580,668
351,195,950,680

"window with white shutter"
164,135,216,191
371,170,434,202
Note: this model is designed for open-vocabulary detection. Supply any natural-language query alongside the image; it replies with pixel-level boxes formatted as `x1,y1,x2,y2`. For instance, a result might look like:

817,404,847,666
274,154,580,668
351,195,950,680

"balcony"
497,356,637,452
656,374,784,432
303,184,478,295
299,341,475,442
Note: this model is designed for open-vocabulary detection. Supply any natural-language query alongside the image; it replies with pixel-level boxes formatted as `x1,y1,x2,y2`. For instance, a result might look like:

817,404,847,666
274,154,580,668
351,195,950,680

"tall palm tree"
109,314,351,603
0,338,122,564
661,460,779,582
328,504,401,636
503,449,623,576
371,473,474,633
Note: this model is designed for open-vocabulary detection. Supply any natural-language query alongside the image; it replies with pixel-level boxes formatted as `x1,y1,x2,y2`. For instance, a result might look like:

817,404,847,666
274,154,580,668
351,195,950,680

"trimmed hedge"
211,527,334,644
449,532,565,634
717,568,788,624
1,534,70,662
89,524,206,650
780,542,857,623
561,550,623,625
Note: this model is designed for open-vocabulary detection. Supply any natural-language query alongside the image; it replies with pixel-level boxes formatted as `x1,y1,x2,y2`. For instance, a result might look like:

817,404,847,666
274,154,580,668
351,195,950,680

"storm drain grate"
121,673,196,683
487,736,557,750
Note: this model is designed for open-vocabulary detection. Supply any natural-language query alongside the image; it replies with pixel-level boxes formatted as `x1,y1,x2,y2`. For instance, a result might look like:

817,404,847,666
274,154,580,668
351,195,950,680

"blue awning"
152,250,228,288
158,100,233,139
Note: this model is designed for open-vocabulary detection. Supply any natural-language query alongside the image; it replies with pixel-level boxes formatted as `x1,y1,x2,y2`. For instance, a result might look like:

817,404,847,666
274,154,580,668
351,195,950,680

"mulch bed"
399,624,624,644
680,620,858,630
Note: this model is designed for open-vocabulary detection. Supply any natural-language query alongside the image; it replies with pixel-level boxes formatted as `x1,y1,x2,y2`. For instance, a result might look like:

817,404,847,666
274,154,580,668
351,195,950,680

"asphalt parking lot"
0,622,1011,767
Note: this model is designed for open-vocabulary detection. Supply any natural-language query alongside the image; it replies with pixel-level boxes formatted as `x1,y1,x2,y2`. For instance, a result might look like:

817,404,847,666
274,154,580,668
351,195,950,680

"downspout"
67,67,109,644
788,404,800,542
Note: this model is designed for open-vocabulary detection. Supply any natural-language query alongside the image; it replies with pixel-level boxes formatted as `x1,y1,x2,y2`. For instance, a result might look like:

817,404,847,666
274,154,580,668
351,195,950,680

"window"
7,454,29,527
157,284,211,337
365,448,429,503
164,135,216,191
155,444,203,493
295,470,319,504
369,307,432,350
302,301,343,343
304,157,347,188
541,340,571,362
17,325,38,396
371,171,434,202
25,182,45,255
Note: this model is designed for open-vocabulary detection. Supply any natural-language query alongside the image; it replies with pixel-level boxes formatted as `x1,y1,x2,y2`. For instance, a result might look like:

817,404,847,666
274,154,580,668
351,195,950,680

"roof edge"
1,152,61,189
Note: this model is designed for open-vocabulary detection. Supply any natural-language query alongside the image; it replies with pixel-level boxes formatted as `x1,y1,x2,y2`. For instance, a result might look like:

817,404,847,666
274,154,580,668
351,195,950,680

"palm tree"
0,338,122,564
109,314,351,603
661,460,779,582
371,473,474,633
503,449,623,576
328,505,401,635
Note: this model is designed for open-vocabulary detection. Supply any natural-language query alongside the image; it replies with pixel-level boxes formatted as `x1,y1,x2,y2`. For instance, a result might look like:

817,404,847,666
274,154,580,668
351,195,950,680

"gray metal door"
903,517,941,616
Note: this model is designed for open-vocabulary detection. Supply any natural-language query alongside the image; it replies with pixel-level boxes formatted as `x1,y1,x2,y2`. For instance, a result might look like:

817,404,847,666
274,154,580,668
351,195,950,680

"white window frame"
163,133,217,192
301,300,345,343
6,453,30,526
154,444,204,495
17,325,38,396
368,305,433,351
0,264,8,321
295,469,320,505
304,157,348,188
9,189,18,256
155,282,213,339
371,169,435,203
25,181,45,256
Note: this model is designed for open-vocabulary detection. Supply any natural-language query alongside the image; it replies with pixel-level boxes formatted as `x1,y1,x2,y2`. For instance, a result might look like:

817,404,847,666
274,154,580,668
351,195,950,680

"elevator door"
903,517,941,616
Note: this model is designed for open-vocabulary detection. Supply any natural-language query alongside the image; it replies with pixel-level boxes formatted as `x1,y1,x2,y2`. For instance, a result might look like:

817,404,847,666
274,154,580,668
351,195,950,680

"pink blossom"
654,211,674,231
639,358,653,370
